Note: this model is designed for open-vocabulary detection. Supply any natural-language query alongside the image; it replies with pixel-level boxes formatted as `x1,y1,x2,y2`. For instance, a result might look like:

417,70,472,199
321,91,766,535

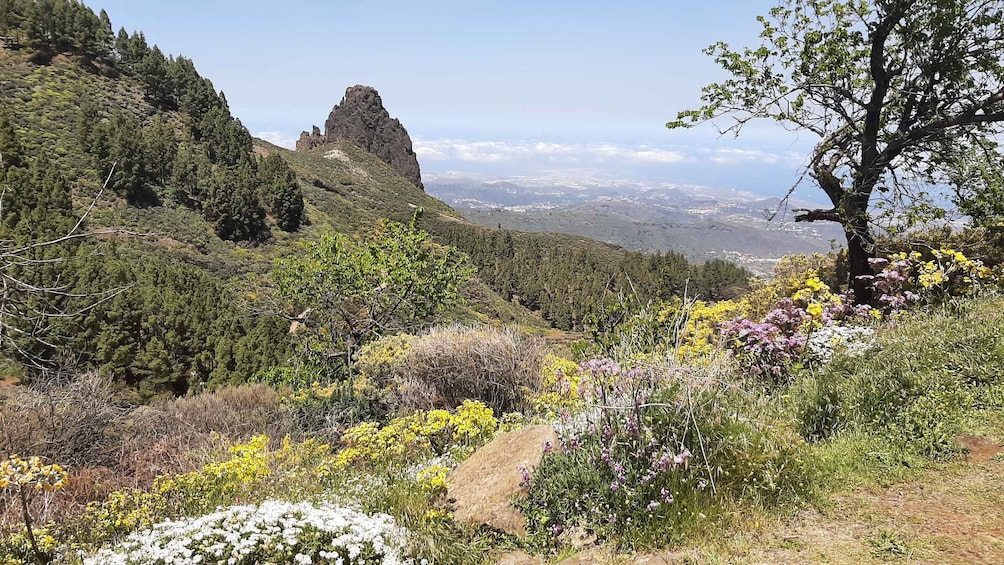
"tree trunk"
844,208,875,305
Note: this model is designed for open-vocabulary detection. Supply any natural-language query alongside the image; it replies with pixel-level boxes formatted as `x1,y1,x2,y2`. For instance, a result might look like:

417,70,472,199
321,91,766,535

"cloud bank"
414,139,803,168
414,139,691,165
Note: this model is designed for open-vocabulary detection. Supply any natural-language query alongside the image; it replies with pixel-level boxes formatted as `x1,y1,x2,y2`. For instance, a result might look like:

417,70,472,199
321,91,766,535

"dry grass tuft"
384,324,546,414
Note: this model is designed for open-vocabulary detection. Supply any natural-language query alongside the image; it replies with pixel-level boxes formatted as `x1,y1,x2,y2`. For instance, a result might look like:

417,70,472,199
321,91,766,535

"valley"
426,172,846,276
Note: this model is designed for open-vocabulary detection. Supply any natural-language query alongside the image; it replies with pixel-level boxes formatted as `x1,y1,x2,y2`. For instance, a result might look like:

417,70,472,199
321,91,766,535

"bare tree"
0,152,130,370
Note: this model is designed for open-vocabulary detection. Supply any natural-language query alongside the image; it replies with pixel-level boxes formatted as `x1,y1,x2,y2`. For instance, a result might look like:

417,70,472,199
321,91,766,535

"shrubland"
0,243,1001,564
2,1,1003,563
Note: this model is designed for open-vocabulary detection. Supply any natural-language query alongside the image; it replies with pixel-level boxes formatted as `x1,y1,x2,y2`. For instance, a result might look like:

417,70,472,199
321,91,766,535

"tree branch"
793,208,842,223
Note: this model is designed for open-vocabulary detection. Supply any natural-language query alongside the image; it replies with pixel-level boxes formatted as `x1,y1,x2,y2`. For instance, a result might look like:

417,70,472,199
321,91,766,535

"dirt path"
749,455,1004,564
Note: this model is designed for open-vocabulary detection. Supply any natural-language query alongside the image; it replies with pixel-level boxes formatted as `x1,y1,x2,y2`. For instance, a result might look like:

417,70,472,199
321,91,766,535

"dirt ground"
747,440,1004,565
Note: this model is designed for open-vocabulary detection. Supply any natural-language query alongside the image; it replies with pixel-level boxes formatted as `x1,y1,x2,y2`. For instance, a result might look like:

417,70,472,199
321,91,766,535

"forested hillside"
0,0,311,394
0,0,748,397
275,142,751,330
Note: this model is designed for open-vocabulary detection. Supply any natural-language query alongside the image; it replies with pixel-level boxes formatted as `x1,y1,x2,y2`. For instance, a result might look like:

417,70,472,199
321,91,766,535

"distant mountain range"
426,172,845,276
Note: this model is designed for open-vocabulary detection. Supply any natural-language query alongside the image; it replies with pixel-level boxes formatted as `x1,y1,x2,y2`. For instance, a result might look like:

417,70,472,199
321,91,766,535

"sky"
89,0,820,198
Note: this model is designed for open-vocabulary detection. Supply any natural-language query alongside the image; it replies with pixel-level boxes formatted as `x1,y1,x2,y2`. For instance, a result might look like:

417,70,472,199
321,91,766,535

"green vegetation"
0,0,750,395
271,214,474,373
428,219,750,330
2,1,1003,564
4,250,1003,564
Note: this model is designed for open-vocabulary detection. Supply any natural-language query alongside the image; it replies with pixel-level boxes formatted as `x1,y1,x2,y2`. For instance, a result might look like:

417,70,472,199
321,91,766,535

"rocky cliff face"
297,85,424,190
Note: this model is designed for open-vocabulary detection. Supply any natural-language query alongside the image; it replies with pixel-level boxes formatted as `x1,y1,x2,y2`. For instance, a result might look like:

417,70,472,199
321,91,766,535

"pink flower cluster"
859,256,921,310
721,294,871,383
542,358,694,533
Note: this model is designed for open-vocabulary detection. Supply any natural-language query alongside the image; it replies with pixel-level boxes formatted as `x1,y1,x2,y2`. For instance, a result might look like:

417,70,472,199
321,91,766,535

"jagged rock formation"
297,85,424,190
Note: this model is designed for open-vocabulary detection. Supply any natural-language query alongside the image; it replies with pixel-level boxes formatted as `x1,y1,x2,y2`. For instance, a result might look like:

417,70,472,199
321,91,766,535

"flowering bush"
83,499,413,565
723,306,803,382
71,435,332,548
521,358,814,547
328,400,498,471
530,355,588,417
669,299,744,361
354,333,416,382
0,525,61,565
864,248,997,312
721,270,878,383
157,435,331,515
521,359,696,543
0,455,68,565
0,456,68,492
805,325,876,364
740,253,841,320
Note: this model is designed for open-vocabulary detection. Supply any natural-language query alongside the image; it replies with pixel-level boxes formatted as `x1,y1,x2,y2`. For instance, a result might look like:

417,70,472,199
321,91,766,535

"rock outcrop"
445,425,559,537
297,85,424,190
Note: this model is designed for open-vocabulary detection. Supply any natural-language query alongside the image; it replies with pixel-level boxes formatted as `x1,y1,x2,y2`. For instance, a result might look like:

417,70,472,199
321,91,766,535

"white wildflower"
806,325,875,363
83,499,413,565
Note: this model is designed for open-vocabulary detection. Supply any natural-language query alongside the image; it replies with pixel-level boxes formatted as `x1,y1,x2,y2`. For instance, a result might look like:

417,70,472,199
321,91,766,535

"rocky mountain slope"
297,85,425,190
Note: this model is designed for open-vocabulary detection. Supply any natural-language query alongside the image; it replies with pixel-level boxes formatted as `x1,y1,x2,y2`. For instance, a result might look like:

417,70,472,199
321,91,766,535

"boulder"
445,424,559,536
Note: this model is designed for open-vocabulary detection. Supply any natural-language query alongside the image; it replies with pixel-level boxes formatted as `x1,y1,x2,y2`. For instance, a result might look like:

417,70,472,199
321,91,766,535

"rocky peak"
297,85,424,190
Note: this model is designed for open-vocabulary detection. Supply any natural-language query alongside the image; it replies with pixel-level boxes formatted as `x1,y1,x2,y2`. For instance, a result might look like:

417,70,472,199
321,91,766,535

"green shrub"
793,300,1004,460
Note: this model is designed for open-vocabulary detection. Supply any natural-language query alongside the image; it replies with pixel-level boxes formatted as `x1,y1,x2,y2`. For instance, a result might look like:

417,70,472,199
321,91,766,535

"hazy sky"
90,1,819,197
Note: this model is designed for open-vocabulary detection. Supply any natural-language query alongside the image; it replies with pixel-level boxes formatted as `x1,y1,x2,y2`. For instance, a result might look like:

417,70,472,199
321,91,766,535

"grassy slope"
262,139,463,230
266,138,657,272
491,301,1004,564
511,298,1004,564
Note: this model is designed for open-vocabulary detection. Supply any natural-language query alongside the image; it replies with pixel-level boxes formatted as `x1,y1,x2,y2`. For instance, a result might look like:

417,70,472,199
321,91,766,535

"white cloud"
592,144,689,164
706,147,802,166
253,131,298,150
413,139,690,165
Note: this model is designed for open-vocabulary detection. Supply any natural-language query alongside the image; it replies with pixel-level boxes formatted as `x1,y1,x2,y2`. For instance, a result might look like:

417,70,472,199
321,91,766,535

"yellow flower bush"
0,456,68,564
920,248,993,293
877,248,999,309
0,526,60,565
331,400,498,471
73,435,333,549
76,489,167,544
531,355,587,416
354,333,416,382
0,456,68,492
741,253,841,319
416,464,450,495
790,275,843,325
667,299,743,361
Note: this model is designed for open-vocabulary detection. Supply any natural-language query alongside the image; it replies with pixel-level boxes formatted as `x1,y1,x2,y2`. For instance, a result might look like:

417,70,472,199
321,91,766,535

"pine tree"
256,154,303,231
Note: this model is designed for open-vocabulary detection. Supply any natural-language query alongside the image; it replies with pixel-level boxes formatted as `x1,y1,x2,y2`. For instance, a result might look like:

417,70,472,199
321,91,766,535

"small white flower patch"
806,325,876,364
84,499,412,565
